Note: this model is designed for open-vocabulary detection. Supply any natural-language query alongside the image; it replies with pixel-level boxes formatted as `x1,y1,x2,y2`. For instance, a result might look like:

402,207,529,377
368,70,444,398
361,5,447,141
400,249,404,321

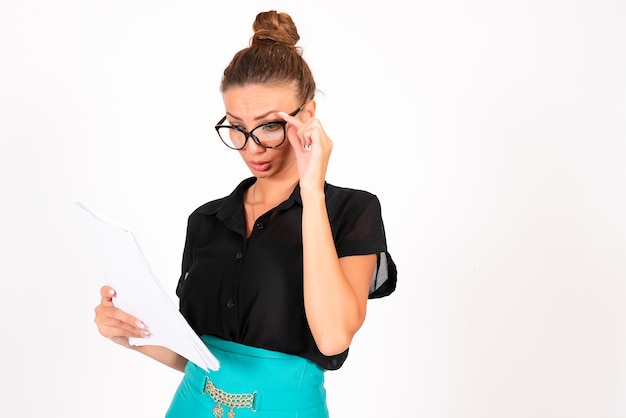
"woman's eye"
263,123,282,132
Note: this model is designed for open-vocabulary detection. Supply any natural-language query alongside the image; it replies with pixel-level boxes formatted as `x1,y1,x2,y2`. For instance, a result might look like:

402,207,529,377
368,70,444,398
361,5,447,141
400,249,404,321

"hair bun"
251,10,300,48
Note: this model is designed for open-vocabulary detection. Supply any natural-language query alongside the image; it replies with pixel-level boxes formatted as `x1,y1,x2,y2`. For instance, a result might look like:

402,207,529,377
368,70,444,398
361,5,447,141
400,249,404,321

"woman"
94,10,396,417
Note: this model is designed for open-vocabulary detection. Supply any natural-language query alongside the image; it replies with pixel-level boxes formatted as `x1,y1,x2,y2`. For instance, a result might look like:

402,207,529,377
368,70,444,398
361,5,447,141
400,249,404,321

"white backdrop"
1,1,625,417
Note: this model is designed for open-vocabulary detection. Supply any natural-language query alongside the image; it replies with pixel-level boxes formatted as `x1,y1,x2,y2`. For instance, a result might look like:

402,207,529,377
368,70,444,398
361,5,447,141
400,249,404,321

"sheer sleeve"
332,191,397,299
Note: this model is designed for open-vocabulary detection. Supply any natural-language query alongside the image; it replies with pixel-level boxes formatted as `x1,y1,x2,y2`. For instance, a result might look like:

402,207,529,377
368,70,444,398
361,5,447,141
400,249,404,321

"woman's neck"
244,174,299,237
249,173,299,206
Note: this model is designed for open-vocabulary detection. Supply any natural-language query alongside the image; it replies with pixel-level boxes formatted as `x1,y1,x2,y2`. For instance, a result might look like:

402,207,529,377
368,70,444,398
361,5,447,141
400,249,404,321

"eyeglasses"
215,107,302,150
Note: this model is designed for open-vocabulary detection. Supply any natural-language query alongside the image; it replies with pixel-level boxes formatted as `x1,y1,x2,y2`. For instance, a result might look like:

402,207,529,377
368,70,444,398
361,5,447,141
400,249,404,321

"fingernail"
141,329,151,337
108,288,115,296
135,321,145,329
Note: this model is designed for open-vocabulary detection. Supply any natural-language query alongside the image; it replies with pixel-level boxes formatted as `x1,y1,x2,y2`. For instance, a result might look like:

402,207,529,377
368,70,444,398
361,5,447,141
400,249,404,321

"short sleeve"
332,191,397,299
175,214,196,299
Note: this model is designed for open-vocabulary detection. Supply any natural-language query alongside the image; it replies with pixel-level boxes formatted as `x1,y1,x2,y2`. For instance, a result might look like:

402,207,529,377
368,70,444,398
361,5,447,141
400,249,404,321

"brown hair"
220,10,316,104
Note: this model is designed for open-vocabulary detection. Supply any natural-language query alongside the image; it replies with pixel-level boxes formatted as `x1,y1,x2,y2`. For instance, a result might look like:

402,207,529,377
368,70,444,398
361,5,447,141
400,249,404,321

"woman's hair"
220,10,316,104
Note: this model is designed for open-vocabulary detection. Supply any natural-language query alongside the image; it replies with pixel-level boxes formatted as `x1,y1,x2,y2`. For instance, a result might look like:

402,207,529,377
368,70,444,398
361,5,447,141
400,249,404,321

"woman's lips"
249,161,271,172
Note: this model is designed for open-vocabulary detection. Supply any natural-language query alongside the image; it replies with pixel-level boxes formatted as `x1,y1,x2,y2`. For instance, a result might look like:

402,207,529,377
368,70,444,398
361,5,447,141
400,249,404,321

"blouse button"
255,222,264,230
226,300,235,309
235,252,243,260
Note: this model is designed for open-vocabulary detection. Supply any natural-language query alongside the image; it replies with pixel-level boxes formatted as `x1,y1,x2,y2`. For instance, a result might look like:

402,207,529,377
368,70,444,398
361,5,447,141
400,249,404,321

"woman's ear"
302,100,316,121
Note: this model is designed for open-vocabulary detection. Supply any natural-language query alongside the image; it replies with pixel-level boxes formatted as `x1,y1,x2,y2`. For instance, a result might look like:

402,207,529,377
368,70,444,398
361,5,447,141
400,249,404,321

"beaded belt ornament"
202,376,257,418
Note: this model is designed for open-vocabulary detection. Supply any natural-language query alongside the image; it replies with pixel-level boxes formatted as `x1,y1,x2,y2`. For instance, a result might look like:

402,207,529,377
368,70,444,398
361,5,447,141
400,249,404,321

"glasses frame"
215,106,303,150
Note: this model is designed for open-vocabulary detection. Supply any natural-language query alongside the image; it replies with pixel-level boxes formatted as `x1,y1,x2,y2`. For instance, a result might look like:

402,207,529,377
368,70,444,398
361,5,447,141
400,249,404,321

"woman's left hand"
279,111,333,191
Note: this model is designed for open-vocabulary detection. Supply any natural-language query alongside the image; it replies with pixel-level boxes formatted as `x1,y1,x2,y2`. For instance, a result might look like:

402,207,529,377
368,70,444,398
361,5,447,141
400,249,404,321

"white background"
1,1,625,417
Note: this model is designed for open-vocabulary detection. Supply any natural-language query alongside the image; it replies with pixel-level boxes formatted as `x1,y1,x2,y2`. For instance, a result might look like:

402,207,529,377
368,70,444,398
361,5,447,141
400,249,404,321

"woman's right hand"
94,285,150,348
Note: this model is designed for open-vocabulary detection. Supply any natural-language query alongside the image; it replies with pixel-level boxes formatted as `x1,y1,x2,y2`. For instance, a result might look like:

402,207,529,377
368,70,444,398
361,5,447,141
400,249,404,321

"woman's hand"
94,285,150,348
279,111,333,191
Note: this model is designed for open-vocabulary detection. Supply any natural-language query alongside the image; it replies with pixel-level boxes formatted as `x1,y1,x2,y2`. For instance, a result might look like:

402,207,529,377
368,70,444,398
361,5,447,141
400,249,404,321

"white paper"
73,200,219,372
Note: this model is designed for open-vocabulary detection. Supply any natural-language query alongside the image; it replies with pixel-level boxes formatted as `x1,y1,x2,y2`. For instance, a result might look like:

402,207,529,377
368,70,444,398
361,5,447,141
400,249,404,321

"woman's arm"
130,345,188,372
281,109,377,356
301,189,377,356
94,285,187,372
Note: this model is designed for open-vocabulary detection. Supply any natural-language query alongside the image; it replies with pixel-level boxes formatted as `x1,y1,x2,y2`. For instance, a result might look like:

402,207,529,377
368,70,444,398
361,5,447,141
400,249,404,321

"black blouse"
176,177,397,370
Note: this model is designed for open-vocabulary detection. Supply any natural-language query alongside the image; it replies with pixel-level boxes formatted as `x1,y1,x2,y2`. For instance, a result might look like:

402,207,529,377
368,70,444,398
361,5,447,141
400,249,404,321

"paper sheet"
73,200,219,372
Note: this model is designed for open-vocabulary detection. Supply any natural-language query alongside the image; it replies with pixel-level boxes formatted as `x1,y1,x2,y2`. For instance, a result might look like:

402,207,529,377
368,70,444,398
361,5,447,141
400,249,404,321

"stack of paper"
74,200,219,372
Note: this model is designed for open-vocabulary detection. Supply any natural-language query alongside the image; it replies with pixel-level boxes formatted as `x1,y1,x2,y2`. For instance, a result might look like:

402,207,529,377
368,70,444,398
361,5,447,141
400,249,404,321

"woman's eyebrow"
253,110,278,121
225,110,279,122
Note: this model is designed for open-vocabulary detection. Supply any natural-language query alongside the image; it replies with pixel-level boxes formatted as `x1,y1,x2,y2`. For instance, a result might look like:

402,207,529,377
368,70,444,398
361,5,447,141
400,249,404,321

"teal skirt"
166,335,329,417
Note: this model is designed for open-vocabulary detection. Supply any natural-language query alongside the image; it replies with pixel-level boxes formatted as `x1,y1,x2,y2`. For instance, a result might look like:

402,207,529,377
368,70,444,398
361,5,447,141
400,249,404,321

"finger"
96,303,147,329
98,285,149,330
95,293,150,336
278,111,304,129
285,124,308,153
279,111,310,150
287,128,316,157
100,285,116,305
297,126,319,151
95,307,150,339
98,322,146,343
280,110,323,147
110,336,132,348
99,320,148,339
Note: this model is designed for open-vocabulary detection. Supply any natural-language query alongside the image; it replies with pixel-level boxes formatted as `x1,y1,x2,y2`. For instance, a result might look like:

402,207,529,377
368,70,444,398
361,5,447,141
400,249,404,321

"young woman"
94,10,396,417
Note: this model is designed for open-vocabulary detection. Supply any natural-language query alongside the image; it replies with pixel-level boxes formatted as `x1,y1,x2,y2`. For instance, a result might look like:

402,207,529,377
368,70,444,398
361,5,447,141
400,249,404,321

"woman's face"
222,83,306,180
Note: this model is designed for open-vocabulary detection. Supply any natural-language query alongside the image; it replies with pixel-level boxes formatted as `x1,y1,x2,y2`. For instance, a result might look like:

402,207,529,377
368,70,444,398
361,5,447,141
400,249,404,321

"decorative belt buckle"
203,376,257,417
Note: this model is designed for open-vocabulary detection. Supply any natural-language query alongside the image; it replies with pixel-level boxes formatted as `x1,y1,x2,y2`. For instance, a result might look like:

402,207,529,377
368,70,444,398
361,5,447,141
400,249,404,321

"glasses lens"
217,127,246,149
252,122,285,148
